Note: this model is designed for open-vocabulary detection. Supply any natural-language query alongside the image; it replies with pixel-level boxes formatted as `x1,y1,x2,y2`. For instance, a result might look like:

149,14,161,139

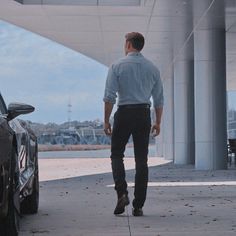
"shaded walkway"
19,160,236,236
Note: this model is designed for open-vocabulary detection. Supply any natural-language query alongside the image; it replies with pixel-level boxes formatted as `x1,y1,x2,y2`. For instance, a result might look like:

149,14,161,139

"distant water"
38,145,157,159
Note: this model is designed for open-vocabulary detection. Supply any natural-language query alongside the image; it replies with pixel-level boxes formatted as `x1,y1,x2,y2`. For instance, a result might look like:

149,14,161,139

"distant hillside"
21,119,103,137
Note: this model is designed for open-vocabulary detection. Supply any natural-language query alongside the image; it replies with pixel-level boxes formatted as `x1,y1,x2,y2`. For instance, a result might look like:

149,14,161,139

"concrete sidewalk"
19,158,236,236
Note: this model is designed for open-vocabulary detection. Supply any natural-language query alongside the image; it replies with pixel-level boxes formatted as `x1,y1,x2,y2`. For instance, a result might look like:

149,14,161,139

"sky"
228,91,236,110
1,20,236,124
0,20,108,124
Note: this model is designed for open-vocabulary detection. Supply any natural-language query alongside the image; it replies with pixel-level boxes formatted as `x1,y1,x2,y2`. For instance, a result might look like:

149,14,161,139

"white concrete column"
172,10,195,165
174,59,195,164
194,29,227,170
163,67,174,161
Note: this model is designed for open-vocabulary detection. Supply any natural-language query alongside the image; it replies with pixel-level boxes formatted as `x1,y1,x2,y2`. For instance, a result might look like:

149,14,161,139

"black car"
0,94,39,236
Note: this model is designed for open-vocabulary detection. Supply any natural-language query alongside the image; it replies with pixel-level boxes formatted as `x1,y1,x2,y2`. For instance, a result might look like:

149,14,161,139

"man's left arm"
151,71,164,137
152,107,163,136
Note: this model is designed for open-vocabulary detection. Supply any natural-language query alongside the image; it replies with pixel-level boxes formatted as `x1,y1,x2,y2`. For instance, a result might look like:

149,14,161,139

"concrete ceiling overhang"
15,0,142,6
0,0,236,89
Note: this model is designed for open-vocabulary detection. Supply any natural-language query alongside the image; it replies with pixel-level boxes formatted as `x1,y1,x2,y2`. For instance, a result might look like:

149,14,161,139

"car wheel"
20,169,39,214
1,150,20,236
5,190,20,236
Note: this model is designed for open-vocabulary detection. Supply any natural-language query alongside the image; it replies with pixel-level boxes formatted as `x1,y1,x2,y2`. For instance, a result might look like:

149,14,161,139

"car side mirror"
7,103,35,121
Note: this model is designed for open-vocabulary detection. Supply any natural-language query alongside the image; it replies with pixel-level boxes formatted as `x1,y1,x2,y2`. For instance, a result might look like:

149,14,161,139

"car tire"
5,190,20,236
20,167,39,214
0,149,20,236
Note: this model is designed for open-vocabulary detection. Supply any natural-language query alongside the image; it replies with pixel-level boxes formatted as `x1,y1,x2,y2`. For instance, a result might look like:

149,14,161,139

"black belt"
118,104,150,109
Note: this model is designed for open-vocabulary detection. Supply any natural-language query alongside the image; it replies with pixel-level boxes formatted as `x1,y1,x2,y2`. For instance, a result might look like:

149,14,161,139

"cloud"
0,20,108,123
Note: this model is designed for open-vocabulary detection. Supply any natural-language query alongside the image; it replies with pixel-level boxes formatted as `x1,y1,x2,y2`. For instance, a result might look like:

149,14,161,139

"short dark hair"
125,32,145,51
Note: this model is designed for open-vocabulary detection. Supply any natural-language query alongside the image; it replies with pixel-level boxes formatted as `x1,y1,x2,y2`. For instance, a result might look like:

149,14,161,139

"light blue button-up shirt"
103,52,164,108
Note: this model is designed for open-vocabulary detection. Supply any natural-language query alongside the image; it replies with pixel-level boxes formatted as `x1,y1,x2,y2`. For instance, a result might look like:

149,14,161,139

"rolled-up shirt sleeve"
103,65,119,104
152,71,164,108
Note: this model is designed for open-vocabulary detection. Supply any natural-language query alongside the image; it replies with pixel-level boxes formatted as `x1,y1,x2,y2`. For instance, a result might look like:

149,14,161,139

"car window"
0,94,7,115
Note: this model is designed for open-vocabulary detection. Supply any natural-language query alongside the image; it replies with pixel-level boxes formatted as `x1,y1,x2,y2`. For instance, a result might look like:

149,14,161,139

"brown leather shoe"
132,208,143,216
114,194,130,215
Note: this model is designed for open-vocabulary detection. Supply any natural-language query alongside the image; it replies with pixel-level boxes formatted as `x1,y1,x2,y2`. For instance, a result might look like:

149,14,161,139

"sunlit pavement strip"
38,157,170,182
107,181,236,188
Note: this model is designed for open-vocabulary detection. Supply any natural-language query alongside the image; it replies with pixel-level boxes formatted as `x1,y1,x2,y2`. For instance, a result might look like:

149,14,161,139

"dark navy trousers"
110,106,151,208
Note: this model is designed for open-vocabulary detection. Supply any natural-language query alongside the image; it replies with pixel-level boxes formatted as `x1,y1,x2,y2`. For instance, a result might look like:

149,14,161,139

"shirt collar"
127,51,142,57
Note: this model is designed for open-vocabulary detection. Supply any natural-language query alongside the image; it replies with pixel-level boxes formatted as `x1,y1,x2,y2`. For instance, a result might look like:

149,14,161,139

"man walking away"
103,32,164,216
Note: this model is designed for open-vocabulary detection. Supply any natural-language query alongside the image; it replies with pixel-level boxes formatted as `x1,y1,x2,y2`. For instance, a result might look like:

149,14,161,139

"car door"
9,120,27,173
0,94,13,164
0,94,14,217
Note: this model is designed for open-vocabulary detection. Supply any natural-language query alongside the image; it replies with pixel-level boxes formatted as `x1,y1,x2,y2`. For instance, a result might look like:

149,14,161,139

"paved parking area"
19,157,236,236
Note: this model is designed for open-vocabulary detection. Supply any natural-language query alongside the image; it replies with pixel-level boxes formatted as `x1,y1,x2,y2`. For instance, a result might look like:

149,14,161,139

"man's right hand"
104,122,112,136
